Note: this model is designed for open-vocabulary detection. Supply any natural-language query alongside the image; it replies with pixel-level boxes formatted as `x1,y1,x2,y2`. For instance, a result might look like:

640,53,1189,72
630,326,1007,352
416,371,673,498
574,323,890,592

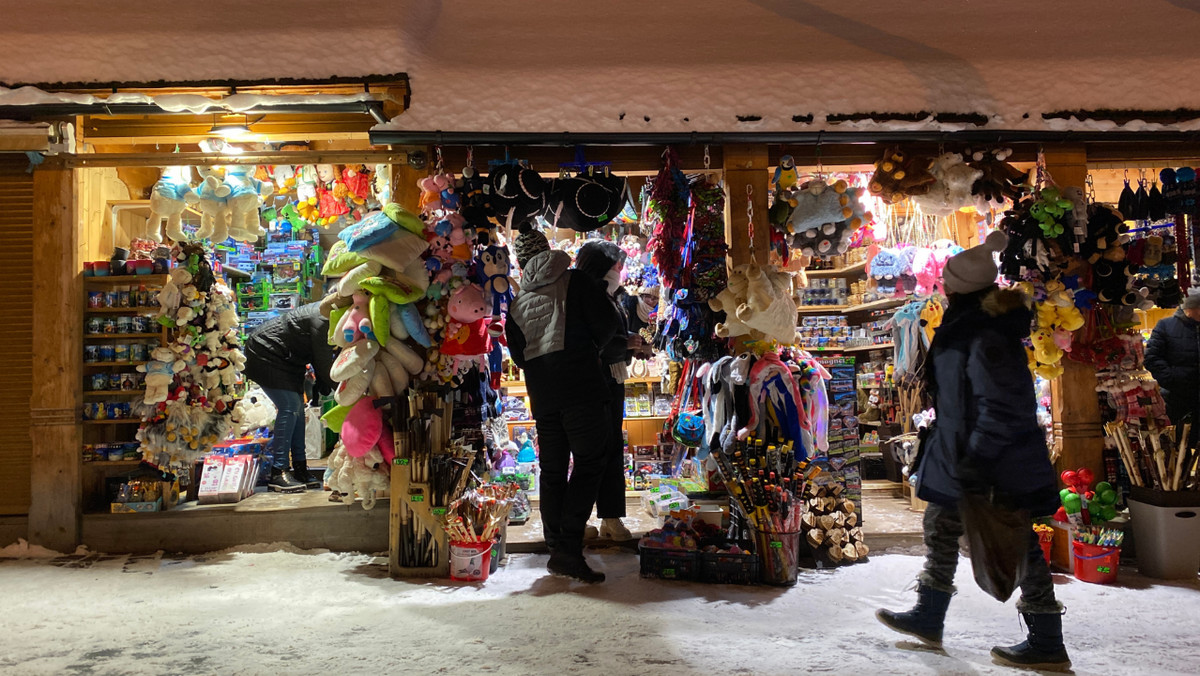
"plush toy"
913,153,983,217
734,264,799,345
968,148,1028,208
139,346,185,404
772,154,799,194
869,147,936,204
785,179,853,233
224,165,274,242
869,248,905,296
478,245,516,335
196,167,230,199
148,166,194,243
314,164,351,227
1094,259,1140,305
294,165,320,224
186,176,231,243
790,185,870,257
230,384,276,436
341,165,372,205
270,165,296,194
709,264,756,339
1029,186,1074,238
439,284,492,372
418,174,453,215
1030,330,1065,380
326,442,390,510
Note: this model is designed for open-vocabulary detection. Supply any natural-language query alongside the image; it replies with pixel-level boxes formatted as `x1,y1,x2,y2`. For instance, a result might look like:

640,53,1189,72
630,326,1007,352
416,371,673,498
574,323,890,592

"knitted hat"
942,230,1008,295
512,222,551,269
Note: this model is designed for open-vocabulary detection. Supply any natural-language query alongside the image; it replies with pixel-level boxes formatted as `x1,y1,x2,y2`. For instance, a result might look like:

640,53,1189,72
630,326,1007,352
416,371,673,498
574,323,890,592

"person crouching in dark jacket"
506,224,621,583
1145,293,1200,445
575,241,652,542
243,302,335,494
876,232,1070,671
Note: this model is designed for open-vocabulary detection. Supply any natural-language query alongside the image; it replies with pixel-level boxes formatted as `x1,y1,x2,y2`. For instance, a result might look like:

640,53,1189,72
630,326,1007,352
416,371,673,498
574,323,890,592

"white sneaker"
599,518,632,540
583,525,600,540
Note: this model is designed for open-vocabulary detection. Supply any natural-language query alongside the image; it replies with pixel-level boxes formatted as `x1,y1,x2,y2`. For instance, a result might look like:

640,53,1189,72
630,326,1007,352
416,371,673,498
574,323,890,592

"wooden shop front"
4,84,1199,554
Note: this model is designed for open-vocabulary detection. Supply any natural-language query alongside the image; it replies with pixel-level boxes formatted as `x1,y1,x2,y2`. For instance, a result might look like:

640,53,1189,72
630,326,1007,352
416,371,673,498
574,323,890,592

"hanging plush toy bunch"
136,243,244,467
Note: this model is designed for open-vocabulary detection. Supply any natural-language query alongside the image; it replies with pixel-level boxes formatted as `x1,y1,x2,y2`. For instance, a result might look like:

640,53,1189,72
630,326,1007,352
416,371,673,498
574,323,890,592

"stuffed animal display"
148,166,194,243
912,153,983,217
136,243,244,466
868,147,936,204
707,263,799,345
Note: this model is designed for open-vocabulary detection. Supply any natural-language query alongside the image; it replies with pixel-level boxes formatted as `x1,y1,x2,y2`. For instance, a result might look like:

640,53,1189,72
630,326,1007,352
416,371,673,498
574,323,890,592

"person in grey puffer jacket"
506,223,622,583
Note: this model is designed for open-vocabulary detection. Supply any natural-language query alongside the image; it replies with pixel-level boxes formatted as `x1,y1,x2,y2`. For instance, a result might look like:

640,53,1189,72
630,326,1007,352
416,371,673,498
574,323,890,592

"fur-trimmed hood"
936,285,1033,344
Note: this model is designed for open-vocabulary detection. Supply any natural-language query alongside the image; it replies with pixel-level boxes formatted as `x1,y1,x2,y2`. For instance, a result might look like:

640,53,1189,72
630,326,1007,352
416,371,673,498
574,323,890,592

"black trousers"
596,380,628,518
920,502,1061,614
534,402,611,553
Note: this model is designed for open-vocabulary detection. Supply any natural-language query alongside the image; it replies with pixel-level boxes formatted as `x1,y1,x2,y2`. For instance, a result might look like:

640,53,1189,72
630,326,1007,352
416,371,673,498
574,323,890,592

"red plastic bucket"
1072,541,1119,585
449,540,493,582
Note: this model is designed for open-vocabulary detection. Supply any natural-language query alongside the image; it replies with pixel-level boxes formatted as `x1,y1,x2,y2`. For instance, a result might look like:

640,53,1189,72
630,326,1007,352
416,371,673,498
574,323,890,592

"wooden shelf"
84,390,146,399
804,261,866,278
843,298,908,313
799,342,894,354
625,415,669,421
85,274,168,285
84,308,160,315
85,333,162,339
626,376,663,385
84,361,148,367
83,460,143,468
798,305,850,315
84,419,142,425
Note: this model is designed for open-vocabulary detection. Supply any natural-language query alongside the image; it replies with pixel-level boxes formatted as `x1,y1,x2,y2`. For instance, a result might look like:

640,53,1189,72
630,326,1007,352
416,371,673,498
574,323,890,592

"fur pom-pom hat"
942,230,1009,296
512,222,551,269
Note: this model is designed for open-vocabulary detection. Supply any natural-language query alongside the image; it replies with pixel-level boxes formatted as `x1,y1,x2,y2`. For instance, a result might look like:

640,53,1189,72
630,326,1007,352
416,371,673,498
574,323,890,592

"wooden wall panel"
0,157,34,516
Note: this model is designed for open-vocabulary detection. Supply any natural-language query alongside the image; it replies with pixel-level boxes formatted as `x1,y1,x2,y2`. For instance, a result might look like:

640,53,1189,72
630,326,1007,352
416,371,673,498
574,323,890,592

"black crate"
638,543,699,581
698,548,759,585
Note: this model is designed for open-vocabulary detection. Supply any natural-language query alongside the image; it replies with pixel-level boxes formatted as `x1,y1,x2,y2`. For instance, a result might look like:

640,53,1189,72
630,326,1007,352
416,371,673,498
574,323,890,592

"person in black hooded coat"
876,231,1070,671
1145,295,1200,444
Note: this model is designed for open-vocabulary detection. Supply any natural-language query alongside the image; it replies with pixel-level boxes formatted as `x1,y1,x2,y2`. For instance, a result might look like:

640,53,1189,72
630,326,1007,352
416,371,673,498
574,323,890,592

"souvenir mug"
84,345,99,363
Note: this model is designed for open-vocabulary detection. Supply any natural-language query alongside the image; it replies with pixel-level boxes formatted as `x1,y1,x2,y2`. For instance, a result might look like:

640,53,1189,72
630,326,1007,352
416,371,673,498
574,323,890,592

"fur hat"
943,230,1009,296
512,222,551,269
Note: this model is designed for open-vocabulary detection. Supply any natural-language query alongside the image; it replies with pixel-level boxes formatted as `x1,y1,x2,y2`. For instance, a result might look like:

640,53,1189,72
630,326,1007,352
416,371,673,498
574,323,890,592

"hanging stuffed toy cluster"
779,177,872,257
867,241,963,298
708,263,800,346
868,146,1029,211
136,243,244,466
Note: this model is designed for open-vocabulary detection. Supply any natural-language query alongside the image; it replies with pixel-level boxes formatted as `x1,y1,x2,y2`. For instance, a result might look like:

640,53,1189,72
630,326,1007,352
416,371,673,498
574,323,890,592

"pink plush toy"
440,284,491,371
342,396,383,458
334,293,376,345
911,247,938,297
418,174,453,215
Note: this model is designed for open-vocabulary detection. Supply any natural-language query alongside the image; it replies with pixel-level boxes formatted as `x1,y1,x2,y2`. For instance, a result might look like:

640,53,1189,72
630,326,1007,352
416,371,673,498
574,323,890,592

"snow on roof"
4,1,1200,133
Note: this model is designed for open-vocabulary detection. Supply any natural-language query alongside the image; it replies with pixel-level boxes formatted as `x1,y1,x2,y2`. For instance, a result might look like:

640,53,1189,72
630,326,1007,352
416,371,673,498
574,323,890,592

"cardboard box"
198,456,226,504
217,455,250,503
111,499,162,513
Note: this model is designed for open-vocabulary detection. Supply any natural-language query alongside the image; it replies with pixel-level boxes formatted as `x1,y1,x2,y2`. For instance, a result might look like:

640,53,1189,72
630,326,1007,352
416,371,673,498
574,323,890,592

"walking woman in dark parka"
876,232,1070,671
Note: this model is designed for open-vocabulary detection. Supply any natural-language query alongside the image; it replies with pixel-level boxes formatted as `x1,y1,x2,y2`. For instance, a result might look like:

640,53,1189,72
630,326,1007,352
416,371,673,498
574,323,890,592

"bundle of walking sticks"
444,483,519,544
1104,421,1199,491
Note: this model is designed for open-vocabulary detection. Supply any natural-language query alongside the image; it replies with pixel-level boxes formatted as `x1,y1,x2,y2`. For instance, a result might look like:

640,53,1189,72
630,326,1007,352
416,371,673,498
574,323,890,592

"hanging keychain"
746,184,756,262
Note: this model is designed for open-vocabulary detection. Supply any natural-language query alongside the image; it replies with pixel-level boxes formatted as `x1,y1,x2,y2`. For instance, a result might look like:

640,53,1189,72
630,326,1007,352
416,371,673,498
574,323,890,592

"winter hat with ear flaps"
942,230,1009,296
543,176,617,232
512,222,551,269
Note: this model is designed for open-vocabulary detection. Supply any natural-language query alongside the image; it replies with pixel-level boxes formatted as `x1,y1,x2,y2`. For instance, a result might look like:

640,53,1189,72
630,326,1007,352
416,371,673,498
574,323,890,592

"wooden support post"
1043,145,1105,481
723,145,772,269
28,162,82,551
388,146,426,213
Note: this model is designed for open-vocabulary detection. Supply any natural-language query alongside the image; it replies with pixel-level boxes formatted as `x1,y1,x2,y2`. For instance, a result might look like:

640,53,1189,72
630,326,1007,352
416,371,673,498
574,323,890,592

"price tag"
770,540,783,549
431,508,446,515
410,494,424,503
398,458,410,465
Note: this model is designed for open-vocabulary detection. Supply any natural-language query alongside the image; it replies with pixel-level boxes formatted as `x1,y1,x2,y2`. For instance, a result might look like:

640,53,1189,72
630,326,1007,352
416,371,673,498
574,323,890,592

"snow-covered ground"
1,542,1197,676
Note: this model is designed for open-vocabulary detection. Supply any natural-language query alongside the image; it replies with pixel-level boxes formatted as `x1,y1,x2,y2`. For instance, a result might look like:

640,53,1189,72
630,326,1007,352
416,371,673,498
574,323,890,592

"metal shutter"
0,156,33,515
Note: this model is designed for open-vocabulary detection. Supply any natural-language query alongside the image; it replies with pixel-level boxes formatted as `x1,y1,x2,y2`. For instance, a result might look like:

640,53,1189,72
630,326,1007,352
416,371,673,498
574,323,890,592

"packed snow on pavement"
1,541,1197,676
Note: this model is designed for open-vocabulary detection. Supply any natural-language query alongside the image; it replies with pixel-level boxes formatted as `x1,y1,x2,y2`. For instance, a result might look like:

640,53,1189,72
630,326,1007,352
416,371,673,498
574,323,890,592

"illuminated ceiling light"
208,113,253,140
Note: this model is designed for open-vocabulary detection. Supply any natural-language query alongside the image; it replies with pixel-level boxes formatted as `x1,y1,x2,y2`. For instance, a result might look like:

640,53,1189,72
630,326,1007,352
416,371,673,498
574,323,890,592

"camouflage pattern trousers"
919,501,1062,614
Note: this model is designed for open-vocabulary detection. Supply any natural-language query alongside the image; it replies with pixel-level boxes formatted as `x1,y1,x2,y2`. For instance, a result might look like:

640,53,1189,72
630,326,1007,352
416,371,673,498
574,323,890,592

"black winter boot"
267,469,306,493
875,584,953,648
547,550,606,584
292,461,322,490
991,612,1071,671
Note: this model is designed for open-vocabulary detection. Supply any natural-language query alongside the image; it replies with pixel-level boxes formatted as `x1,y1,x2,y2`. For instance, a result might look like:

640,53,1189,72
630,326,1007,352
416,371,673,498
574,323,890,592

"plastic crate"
698,545,759,585
638,543,698,581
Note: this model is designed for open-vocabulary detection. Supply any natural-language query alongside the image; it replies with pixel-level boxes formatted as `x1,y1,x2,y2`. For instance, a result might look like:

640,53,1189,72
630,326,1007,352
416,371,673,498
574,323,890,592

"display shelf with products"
804,260,866,278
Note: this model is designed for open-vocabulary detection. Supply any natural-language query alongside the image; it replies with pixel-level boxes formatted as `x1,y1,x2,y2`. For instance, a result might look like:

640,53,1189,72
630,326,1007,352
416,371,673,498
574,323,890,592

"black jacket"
1146,309,1200,425
915,287,1058,516
506,253,620,416
243,303,336,395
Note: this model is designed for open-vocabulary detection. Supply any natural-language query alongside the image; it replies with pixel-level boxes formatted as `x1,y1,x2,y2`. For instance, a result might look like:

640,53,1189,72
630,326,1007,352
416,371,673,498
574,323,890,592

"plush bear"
734,264,798,345
869,147,936,204
224,165,274,242
440,284,491,372
913,152,983,217
1030,330,1065,380
709,264,756,339
148,166,194,243
138,346,185,404
186,176,231,243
